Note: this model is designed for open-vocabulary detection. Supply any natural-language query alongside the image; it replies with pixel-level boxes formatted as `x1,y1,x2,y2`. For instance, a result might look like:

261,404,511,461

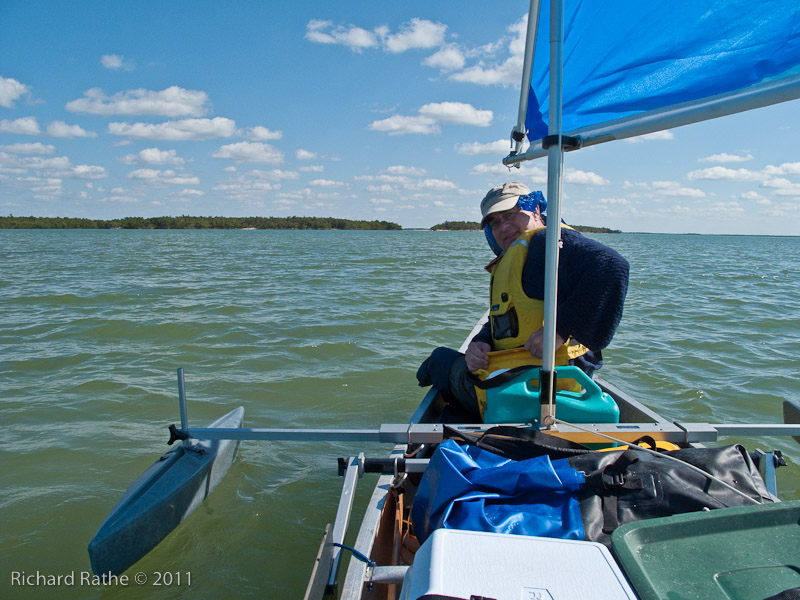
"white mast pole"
541,0,565,429
511,0,542,156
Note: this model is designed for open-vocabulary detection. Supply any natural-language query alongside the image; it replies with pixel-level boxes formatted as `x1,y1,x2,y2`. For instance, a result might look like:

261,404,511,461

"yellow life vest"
488,226,589,358
472,227,591,417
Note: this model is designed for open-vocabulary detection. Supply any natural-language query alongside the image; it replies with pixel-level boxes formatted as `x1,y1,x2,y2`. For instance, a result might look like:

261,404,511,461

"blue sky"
1,1,798,234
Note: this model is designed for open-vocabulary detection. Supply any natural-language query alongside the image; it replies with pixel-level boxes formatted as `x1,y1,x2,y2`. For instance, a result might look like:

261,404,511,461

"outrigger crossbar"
169,421,800,446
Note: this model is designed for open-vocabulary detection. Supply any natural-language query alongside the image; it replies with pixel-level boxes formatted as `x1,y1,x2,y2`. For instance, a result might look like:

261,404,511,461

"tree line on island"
0,215,402,230
0,215,620,233
431,220,621,234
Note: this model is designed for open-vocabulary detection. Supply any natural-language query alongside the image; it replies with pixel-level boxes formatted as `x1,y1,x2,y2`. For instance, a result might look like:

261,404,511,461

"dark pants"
416,347,481,421
446,355,481,420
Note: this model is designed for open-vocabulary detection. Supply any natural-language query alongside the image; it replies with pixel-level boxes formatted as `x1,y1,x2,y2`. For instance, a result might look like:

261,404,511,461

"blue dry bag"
410,439,585,545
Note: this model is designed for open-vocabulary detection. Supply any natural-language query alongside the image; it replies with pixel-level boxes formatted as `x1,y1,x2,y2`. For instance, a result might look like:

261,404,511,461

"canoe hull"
88,406,244,575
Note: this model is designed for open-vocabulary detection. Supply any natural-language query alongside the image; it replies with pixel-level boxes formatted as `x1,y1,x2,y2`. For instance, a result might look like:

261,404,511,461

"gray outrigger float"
88,370,243,576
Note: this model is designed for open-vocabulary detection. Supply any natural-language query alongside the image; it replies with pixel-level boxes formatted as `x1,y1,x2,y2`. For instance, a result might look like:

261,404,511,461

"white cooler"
399,529,637,600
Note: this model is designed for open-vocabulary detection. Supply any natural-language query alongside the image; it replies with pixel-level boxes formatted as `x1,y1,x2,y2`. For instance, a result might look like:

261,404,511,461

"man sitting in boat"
417,182,630,421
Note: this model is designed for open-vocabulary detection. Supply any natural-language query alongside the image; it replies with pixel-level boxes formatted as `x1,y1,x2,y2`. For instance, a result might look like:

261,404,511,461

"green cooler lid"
611,500,800,600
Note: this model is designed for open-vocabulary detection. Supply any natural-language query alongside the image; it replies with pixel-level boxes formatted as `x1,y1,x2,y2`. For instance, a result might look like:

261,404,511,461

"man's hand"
465,341,491,372
524,327,564,358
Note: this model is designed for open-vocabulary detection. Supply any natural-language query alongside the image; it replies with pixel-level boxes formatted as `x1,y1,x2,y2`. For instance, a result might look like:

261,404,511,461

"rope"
332,543,376,568
553,418,762,506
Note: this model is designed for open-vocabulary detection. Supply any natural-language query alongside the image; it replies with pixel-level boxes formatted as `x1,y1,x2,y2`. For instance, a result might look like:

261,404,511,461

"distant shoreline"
1,215,622,233
1,218,796,237
0,215,402,231
430,220,622,234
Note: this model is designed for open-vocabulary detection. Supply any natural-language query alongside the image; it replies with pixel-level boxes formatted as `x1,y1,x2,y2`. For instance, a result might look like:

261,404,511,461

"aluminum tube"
512,0,543,154
177,368,189,431
541,0,565,426
369,566,410,585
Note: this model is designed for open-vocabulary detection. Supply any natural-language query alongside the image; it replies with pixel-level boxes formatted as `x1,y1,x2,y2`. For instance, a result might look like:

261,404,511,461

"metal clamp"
541,134,582,150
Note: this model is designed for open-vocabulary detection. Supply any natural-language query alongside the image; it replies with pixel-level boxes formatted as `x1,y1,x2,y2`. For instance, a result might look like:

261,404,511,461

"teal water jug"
483,365,619,426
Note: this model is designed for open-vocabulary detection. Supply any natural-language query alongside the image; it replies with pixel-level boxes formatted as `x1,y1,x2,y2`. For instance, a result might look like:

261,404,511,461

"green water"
1,230,799,598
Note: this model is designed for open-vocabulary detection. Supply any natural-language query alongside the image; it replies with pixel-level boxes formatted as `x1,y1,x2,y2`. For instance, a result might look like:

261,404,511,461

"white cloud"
306,18,445,54
0,117,41,135
67,86,210,117
423,44,466,71
305,20,379,52
369,115,438,135
740,190,768,202
450,63,521,86
471,161,519,176
119,148,186,166
687,166,763,181
3,154,109,181
0,118,96,138
127,168,163,179
564,169,609,186
0,142,55,155
213,141,284,164
308,178,348,187
355,174,411,184
418,102,492,126
213,173,281,201
433,200,456,208
247,169,299,180
247,126,283,141
100,192,141,204
596,197,632,206
71,165,108,179
370,101,491,135
455,139,509,155
101,54,134,71
412,178,457,191
46,121,97,138
384,18,446,53
127,168,199,185
109,117,237,140
449,17,526,85
762,162,800,176
384,165,427,176
304,14,528,91
0,76,31,108
296,149,317,160
25,176,62,194
762,178,800,196
4,154,71,170
699,152,753,163
304,14,526,91
366,184,396,193
470,161,548,182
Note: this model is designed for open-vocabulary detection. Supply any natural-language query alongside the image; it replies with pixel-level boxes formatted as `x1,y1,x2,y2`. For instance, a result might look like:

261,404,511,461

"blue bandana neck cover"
484,190,549,256
410,439,586,544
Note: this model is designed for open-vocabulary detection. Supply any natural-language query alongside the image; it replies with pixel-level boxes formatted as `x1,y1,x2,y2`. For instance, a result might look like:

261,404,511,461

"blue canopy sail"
507,0,800,162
